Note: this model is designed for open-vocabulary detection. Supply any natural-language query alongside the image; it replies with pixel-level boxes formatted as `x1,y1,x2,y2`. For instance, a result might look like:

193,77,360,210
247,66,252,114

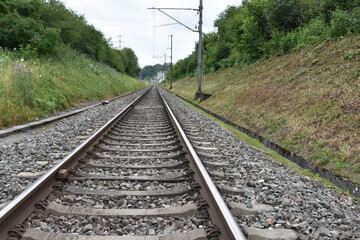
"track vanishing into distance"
0,87,246,240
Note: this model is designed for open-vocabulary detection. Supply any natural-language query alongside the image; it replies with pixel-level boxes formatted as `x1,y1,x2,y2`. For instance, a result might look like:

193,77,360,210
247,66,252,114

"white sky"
60,0,241,68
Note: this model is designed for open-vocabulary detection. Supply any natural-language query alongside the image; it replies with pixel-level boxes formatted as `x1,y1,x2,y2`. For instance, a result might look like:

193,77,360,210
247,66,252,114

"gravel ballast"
0,89,147,208
159,88,359,240
24,214,209,236
49,191,201,209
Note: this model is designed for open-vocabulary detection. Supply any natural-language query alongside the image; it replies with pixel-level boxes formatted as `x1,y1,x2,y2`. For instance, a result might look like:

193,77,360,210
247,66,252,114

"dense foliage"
172,0,360,80
0,0,140,76
140,63,170,81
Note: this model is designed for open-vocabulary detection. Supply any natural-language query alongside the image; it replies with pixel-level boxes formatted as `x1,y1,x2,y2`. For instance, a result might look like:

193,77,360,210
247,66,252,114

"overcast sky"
60,0,241,68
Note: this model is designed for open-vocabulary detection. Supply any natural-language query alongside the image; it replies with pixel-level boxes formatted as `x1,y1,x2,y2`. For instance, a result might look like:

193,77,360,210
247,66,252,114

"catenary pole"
170,34,173,89
164,53,167,84
197,0,203,93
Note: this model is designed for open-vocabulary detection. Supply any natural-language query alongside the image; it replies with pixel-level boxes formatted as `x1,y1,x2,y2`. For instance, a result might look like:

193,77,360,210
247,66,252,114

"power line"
151,1,199,67
173,13,199,54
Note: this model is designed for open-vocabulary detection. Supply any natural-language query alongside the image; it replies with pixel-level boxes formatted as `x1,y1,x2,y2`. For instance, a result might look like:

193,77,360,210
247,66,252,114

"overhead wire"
172,12,199,60
152,1,200,66
205,0,214,8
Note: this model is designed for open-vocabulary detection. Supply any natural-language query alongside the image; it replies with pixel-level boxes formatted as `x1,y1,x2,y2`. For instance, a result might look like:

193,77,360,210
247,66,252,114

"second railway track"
0,87,245,240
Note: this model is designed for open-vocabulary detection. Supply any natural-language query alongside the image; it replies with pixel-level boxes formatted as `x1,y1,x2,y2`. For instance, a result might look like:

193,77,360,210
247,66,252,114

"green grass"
309,148,331,165
0,46,148,128
177,97,358,199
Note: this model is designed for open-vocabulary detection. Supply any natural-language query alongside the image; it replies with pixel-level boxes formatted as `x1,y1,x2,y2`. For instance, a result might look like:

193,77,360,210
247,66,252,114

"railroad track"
0,87,245,240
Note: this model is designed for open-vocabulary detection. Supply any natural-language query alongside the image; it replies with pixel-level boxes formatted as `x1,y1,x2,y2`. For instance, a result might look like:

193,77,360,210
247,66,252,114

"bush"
297,17,330,47
0,11,59,56
265,31,284,54
18,44,38,59
330,8,360,37
279,31,299,53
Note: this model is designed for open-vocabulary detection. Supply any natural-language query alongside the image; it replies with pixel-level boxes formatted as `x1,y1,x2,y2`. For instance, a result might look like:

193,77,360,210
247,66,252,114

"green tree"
0,0,140,76
121,48,140,78
0,12,59,54
238,14,266,61
320,0,359,23
40,0,82,46
266,0,303,31
140,64,169,80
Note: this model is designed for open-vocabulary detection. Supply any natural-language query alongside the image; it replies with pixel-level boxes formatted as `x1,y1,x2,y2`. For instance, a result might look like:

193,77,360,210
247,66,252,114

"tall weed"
12,63,35,106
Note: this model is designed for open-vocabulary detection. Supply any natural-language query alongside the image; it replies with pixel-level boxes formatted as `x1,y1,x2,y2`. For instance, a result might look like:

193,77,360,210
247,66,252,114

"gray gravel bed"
84,157,184,166
93,151,184,159
48,191,201,209
24,213,209,236
77,167,188,176
0,178,35,207
93,149,181,157
111,128,174,133
101,139,179,145
67,180,191,191
107,133,176,140
97,143,181,150
159,88,359,240
0,89,146,208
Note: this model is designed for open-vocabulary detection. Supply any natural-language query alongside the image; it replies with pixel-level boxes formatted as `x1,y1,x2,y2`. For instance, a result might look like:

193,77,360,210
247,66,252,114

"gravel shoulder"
0,89,147,208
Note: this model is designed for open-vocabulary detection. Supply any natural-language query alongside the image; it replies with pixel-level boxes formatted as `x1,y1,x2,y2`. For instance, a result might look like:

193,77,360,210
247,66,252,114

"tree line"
140,63,170,81
171,0,360,80
0,0,140,77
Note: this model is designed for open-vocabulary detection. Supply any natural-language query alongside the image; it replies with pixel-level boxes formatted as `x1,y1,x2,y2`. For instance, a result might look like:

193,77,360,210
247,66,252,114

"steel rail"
158,88,247,240
0,87,151,239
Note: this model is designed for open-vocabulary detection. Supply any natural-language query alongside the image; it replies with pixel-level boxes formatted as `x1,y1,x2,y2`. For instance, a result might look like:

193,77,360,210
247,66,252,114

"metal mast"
169,34,173,89
197,0,203,93
117,35,123,50
163,53,167,84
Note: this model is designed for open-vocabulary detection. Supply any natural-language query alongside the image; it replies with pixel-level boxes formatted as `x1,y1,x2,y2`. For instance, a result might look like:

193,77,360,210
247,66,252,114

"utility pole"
148,1,210,101
163,53,167,84
117,35,124,50
197,0,203,94
169,35,173,90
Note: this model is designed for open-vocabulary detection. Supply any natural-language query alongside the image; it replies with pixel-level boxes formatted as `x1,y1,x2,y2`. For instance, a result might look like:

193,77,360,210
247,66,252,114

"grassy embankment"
170,35,360,185
0,46,147,128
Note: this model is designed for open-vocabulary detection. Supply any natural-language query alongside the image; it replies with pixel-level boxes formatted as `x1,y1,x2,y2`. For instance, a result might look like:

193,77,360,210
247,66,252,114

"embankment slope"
171,35,360,186
0,47,147,128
